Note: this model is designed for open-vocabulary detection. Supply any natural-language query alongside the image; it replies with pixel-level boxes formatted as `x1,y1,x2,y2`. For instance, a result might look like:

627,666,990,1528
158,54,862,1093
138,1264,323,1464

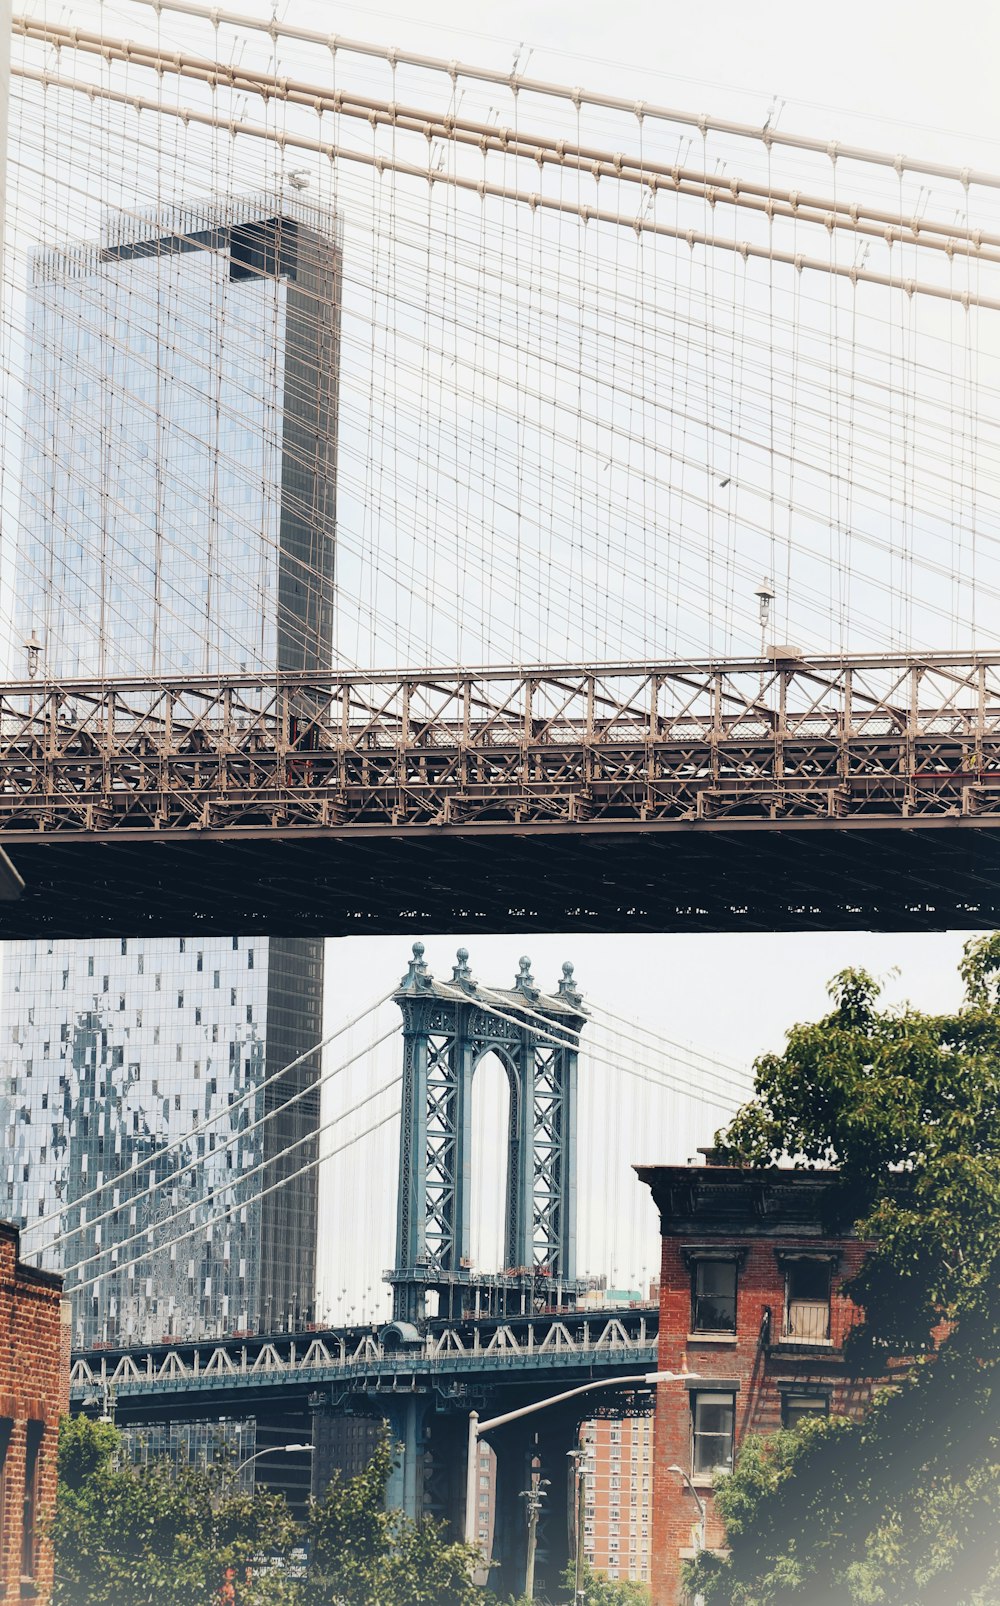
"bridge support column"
384,1396,430,1521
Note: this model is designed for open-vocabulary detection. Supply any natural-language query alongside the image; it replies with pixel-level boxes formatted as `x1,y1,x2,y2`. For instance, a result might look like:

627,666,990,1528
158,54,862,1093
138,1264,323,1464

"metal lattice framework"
389,946,585,1323
7,653,1000,934
68,1308,659,1398
1,652,1000,838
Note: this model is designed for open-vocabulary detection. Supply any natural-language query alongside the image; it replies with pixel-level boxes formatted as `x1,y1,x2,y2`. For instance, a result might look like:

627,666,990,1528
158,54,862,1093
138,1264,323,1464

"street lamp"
464,1370,700,1546
519,1455,549,1602
24,630,41,681
567,1447,586,1605
666,1463,707,1552
232,1442,314,1483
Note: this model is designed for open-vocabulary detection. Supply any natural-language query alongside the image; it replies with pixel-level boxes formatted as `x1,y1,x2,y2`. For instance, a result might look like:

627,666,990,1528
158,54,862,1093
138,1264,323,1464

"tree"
300,1431,481,1606
53,1418,483,1606
684,936,1000,1605
52,1415,300,1606
505,1561,650,1604
561,1561,651,1603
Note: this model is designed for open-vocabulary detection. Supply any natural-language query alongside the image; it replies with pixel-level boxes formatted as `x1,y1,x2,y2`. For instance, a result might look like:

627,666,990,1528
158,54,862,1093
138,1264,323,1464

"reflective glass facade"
3,198,339,1345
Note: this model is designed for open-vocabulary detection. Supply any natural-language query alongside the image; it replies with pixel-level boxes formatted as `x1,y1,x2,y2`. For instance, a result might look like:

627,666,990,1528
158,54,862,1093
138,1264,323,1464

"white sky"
305,0,1000,170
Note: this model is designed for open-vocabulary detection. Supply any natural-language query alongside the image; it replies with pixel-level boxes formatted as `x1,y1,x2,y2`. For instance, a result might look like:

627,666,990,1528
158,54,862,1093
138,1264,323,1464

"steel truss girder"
1,653,1000,838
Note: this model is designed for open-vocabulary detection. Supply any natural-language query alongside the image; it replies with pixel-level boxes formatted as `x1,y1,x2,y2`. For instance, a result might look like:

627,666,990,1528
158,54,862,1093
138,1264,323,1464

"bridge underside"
3,820,999,936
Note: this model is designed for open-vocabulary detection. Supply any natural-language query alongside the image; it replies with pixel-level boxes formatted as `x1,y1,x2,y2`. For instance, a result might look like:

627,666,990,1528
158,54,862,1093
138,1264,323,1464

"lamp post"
567,1447,586,1604
666,1462,707,1551
519,1455,549,1601
464,1370,700,1549
230,1441,313,1491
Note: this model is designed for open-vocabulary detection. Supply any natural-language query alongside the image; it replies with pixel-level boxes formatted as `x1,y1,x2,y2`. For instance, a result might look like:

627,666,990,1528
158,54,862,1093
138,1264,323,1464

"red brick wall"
651,1231,874,1605
0,1223,68,1606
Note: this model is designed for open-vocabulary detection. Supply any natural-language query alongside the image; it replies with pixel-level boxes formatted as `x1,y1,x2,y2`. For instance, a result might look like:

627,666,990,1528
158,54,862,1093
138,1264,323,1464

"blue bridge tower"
388,944,586,1325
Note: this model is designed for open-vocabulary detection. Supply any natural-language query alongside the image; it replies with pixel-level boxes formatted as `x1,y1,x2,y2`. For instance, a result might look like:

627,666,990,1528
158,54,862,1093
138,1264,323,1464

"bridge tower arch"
388,944,586,1324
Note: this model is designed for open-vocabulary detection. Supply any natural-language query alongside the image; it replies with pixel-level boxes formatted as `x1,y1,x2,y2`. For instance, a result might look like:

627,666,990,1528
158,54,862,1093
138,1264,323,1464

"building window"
782,1392,830,1430
692,1259,737,1333
21,1420,44,1580
784,1259,832,1341
692,1391,735,1476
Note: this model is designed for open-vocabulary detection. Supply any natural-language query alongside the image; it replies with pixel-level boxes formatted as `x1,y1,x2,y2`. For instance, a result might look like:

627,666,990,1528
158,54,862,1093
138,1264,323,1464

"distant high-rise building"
2,196,341,1345
581,1415,653,1587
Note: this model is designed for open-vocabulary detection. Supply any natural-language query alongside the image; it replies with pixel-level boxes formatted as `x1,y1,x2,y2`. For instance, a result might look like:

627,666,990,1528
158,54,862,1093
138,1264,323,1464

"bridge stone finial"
400,941,433,992
514,955,538,999
452,947,476,990
558,960,583,1005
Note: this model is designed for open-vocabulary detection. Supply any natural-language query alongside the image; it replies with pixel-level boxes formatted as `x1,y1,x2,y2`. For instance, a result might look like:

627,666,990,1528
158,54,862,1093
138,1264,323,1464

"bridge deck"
2,654,999,934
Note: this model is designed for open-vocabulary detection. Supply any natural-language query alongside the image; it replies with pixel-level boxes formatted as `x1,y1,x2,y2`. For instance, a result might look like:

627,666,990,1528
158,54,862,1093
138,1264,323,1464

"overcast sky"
305,0,1000,167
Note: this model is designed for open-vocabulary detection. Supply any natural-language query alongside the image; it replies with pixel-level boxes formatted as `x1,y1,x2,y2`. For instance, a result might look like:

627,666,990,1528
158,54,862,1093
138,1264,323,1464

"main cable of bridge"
64,1081,403,1300
37,1017,401,1259
18,19,1000,265
389,978,747,1116
13,59,999,313
125,0,1000,194
476,984,754,1098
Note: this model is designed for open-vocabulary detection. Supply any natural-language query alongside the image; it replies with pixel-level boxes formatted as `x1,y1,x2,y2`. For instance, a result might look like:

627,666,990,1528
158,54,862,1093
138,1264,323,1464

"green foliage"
52,1418,480,1606
300,1431,481,1606
686,936,1000,1604
52,1416,300,1606
555,1561,650,1604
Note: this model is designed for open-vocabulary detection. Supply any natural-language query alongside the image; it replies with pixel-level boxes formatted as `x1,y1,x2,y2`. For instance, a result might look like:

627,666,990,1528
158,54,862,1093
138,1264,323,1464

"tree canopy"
52,1417,482,1606
684,935,1000,1605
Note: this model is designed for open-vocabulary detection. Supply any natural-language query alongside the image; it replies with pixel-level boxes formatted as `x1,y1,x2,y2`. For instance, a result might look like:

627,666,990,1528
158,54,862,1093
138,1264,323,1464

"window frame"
690,1389,736,1478
781,1254,834,1342
781,1390,831,1430
690,1256,738,1334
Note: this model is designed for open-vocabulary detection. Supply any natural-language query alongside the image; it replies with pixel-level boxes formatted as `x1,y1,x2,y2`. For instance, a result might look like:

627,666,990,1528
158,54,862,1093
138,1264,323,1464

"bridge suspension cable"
123,0,1000,194
37,1020,401,1258
435,984,749,1117
5,188,985,667
64,1078,403,1299
14,65,998,316
9,1,1000,677
17,20,1000,268
466,981,753,1099
23,987,397,1242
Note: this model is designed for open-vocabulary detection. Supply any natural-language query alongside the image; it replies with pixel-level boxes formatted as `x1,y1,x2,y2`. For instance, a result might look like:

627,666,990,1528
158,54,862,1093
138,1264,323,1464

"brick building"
0,1222,69,1605
581,1414,653,1586
635,1165,877,1606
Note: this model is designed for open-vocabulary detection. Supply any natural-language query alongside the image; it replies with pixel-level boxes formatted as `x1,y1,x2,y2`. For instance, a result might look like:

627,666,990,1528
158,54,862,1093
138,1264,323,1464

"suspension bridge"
42,944,743,1594
2,0,1000,1596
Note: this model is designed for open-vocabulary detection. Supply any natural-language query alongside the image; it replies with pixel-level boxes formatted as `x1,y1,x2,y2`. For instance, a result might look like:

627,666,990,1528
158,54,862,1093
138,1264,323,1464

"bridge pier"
383,1396,430,1520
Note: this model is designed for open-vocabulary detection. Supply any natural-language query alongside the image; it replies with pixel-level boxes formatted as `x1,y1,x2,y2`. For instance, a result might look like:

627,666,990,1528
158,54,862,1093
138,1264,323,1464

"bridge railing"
5,652,1000,833
69,1314,659,1392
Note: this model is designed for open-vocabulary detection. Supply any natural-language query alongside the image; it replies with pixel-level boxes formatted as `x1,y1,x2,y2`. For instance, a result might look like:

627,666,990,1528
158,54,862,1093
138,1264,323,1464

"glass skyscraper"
2,195,340,1345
